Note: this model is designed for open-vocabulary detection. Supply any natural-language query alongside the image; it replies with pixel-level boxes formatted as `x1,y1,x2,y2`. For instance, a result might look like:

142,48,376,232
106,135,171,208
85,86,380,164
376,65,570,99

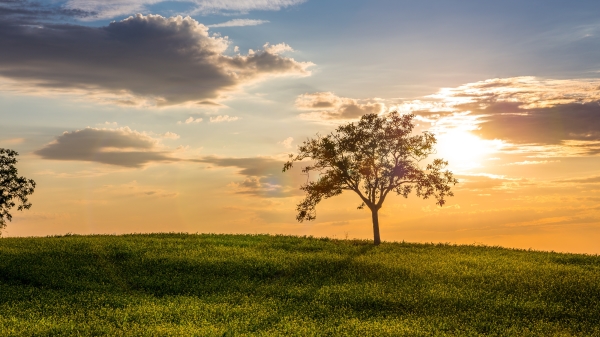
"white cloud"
210,115,239,123
208,19,269,28
179,117,203,124
161,132,180,139
278,137,293,149
263,42,293,54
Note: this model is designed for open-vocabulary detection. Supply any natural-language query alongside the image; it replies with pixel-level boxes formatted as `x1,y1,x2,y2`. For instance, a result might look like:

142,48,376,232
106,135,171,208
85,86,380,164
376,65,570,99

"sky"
1,0,600,254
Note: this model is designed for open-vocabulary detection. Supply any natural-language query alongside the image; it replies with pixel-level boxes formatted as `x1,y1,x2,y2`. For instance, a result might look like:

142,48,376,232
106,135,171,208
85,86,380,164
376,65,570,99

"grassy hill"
0,234,598,336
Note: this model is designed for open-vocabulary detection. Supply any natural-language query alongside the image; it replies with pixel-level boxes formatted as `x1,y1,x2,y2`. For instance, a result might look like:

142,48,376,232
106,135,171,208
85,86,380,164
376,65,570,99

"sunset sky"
2,0,600,254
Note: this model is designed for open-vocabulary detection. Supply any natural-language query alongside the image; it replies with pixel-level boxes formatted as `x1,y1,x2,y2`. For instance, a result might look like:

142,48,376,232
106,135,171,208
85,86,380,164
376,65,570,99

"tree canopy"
283,112,457,245
0,148,36,231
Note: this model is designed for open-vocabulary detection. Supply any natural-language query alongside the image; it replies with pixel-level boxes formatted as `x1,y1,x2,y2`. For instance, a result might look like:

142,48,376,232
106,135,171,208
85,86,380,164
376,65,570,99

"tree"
283,112,458,245
0,148,36,231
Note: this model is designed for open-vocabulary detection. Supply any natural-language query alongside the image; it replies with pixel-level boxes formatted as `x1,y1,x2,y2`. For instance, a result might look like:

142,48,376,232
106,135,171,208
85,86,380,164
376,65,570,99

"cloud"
161,132,180,139
296,92,384,120
453,173,535,193
422,77,600,145
555,175,600,184
430,77,600,109
63,0,307,20
263,42,293,54
0,0,96,22
278,137,293,149
0,138,25,145
99,181,179,198
504,160,559,166
196,156,303,197
35,127,179,167
502,140,600,158
197,156,282,176
178,117,203,124
0,14,313,106
210,115,239,123
208,19,269,28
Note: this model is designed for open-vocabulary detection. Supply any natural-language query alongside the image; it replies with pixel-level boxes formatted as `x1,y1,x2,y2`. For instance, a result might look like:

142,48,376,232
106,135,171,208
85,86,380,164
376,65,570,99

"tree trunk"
371,208,381,245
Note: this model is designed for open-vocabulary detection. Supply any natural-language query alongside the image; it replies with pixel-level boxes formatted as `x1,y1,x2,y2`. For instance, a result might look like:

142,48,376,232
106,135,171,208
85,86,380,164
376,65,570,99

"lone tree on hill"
0,148,36,231
283,112,458,245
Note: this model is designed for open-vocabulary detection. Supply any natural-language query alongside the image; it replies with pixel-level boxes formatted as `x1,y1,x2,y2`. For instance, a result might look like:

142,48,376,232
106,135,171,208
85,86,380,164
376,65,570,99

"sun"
434,130,497,170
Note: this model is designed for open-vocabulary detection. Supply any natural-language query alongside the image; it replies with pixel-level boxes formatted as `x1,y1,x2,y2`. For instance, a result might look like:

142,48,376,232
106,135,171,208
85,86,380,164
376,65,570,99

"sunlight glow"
435,130,502,170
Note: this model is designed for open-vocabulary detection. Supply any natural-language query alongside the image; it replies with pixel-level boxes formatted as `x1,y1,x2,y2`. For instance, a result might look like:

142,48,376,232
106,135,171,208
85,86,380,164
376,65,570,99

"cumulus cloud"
0,14,313,106
210,115,239,123
63,0,307,20
278,137,293,149
178,117,203,124
161,132,180,139
208,19,269,28
35,127,179,167
263,42,293,54
296,92,384,120
196,156,303,197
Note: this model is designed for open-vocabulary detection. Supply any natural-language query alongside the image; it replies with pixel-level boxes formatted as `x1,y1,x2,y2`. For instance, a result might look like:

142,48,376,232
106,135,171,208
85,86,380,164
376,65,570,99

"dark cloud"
35,128,177,167
0,14,312,106
0,0,95,22
196,156,304,197
197,156,282,176
469,101,600,144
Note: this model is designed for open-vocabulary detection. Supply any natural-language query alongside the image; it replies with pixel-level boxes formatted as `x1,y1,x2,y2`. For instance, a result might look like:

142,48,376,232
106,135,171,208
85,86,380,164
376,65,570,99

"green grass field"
0,233,598,336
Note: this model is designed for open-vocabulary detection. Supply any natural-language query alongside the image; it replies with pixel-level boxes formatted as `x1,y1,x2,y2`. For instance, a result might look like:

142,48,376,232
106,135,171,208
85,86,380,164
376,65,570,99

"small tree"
283,112,457,245
0,148,36,231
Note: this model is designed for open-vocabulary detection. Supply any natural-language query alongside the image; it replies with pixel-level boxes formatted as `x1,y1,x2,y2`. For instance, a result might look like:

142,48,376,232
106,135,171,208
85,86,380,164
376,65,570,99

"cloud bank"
372,77,600,151
0,14,313,106
421,77,600,144
35,127,178,167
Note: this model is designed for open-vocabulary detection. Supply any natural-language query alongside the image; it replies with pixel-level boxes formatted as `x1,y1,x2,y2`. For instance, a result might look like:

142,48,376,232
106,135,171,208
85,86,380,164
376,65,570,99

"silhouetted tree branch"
1,148,36,231
283,112,458,245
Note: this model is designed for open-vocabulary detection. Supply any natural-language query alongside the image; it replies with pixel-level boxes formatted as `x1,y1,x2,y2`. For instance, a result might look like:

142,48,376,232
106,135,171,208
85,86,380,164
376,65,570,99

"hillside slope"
0,234,599,336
